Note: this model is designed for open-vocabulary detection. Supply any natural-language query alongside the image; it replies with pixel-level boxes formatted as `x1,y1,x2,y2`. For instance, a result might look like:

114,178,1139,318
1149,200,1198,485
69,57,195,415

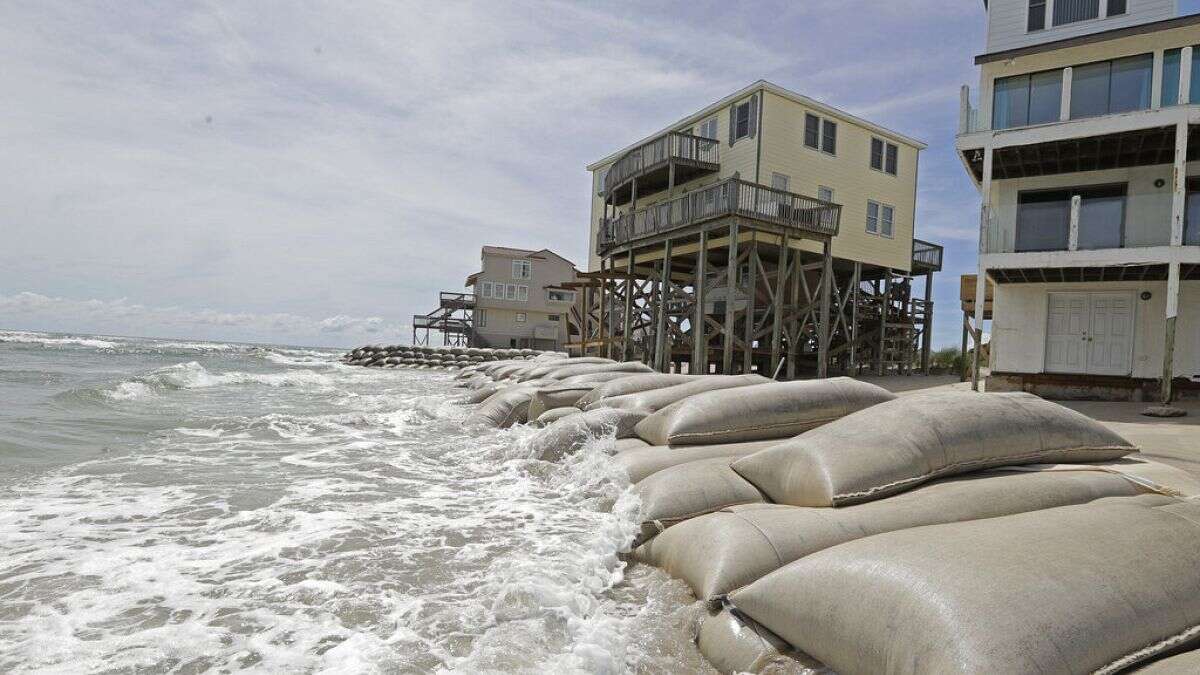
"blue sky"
1,1,1192,348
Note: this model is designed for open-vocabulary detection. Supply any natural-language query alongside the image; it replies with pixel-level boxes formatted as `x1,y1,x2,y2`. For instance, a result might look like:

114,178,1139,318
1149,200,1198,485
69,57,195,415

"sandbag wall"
340,344,565,370
451,355,1200,674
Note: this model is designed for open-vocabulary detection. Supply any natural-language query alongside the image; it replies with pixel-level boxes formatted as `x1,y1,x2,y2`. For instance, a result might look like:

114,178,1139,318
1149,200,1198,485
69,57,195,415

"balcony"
912,239,944,272
604,131,720,206
439,292,476,310
597,177,840,253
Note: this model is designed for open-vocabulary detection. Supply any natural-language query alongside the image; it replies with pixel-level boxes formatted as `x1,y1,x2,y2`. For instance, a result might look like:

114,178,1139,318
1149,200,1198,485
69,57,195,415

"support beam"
849,262,860,372
722,221,739,374
693,229,708,374
877,272,891,376
655,239,673,372
817,239,833,378
743,238,759,374
1162,262,1181,403
921,271,934,374
770,235,789,375
973,142,994,391
622,252,634,361
787,250,800,380
961,312,970,382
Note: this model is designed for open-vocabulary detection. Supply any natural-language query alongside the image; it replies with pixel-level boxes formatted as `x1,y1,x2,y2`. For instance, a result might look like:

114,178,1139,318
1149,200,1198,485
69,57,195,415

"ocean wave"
99,361,340,400
0,330,117,350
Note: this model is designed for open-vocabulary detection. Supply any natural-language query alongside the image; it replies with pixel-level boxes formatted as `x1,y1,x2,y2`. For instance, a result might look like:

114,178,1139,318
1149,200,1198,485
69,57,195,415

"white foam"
0,330,118,350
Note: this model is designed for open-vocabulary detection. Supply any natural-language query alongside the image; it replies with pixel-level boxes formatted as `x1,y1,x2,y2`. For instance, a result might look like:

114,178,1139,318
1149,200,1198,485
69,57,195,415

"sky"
3,1,1189,348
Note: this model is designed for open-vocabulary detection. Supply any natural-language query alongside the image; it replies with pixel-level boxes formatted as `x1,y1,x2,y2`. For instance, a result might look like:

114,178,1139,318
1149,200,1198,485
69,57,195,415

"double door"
1045,292,1134,376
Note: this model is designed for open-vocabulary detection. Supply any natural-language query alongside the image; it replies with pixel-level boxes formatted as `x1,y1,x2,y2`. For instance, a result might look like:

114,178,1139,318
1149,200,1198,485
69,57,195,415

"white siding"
990,280,1199,378
986,0,1178,54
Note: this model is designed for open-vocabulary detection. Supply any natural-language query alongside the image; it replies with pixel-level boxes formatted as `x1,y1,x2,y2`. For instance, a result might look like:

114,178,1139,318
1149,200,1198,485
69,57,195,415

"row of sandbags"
342,344,564,369
452,358,1200,674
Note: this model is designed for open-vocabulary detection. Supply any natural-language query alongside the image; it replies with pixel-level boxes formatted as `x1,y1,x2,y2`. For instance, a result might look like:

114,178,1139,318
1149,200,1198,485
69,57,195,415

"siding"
991,280,1199,378
470,249,577,347
986,0,1177,54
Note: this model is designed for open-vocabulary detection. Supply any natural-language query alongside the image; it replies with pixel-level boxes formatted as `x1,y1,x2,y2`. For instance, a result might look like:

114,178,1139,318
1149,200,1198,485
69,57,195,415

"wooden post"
722,221,740,374
598,258,607,360
817,239,833,379
1162,262,1180,403
961,311,970,382
921,271,934,374
622,252,634,361
770,235,789,375
973,143,994,391
877,272,891,376
656,239,673,372
849,262,860,372
743,238,758,373
693,229,708,374
581,283,591,357
786,249,800,380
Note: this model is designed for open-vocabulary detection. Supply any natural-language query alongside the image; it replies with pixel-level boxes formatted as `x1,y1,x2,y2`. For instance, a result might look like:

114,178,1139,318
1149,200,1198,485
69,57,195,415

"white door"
1086,292,1134,376
1045,293,1089,374
1045,292,1134,376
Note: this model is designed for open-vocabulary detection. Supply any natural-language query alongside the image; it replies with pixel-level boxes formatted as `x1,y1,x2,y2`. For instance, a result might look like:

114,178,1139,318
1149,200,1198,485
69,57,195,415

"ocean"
0,331,710,673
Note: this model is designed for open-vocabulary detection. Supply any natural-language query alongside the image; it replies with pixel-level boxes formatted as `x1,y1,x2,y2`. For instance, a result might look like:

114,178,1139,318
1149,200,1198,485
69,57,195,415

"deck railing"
597,178,840,252
439,292,476,308
604,131,719,195
912,239,944,270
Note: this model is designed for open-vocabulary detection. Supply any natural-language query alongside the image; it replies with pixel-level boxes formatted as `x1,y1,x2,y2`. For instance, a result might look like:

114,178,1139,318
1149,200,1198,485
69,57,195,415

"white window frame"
512,260,531,280
515,312,527,324
818,186,834,203
804,113,837,156
481,281,493,299
881,204,895,238
821,119,837,155
477,308,487,327
771,172,790,192
698,116,718,140
866,200,880,234
547,289,575,303
516,285,528,302
870,137,898,176
732,100,753,142
506,284,517,301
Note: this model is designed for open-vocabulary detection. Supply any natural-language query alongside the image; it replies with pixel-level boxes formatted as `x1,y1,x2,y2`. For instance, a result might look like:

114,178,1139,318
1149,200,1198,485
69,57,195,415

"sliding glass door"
1016,184,1126,252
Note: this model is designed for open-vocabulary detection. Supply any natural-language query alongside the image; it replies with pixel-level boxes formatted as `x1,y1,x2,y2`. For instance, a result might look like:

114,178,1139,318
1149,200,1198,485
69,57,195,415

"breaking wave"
0,330,118,350
98,361,340,400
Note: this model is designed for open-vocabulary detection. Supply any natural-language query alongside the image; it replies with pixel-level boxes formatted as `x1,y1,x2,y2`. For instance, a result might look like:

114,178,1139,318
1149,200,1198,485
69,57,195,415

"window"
1107,0,1127,16
547,289,575,303
818,186,834,203
733,100,752,141
595,167,609,196
1070,54,1151,119
993,70,1062,129
1186,179,1200,246
880,204,894,237
821,119,837,154
512,259,531,279
804,114,820,149
515,312,526,323
1028,0,1046,31
1053,0,1099,26
698,116,718,140
866,201,880,234
477,309,487,327
481,281,493,298
867,201,894,237
1164,47,1200,107
871,138,899,175
1016,184,1127,252
771,173,790,191
548,314,559,322
516,285,528,302
506,284,517,300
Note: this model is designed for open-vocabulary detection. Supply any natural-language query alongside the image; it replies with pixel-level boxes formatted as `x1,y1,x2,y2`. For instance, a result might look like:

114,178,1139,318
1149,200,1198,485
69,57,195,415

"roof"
976,13,1200,64
586,79,927,171
480,245,577,267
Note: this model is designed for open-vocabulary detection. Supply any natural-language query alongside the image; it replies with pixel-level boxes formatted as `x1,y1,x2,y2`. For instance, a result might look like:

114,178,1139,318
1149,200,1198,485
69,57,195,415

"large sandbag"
541,361,654,381
557,371,641,386
615,440,781,485
533,407,579,428
527,408,649,462
732,391,1138,507
464,381,505,404
633,456,766,545
697,607,830,675
575,373,698,409
613,437,650,453
730,494,1194,675
598,374,769,412
1132,650,1200,674
517,357,615,382
635,377,895,446
467,383,545,428
527,385,594,421
636,467,1157,602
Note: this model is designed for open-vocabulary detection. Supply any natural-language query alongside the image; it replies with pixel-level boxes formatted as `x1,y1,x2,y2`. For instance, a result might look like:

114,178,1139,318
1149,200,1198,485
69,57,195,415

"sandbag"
575,373,698,409
597,374,769,412
633,456,765,546
541,361,654,381
1132,649,1200,674
527,385,594,421
527,408,649,462
557,371,640,386
615,440,781,485
697,607,830,675
517,357,615,381
635,377,895,446
729,495,1195,675
732,391,1138,507
533,407,579,428
465,381,504,404
613,437,650,453
466,383,544,428
636,467,1155,602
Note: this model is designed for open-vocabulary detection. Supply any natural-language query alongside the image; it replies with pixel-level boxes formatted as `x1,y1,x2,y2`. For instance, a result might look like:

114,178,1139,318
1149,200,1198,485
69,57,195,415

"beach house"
579,81,943,377
958,0,1200,400
463,246,580,350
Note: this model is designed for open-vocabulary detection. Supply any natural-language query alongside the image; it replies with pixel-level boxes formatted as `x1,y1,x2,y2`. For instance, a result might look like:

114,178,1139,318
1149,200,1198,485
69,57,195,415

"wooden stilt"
817,239,832,379
656,239,673,372
722,221,739,374
770,235,789,376
743,238,758,374
693,229,708,374
622,252,634,361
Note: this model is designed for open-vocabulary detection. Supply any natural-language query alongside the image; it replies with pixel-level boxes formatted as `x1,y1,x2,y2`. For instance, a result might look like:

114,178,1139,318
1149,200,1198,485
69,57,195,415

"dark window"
871,138,899,175
1162,49,1181,107
1070,54,1151,119
1028,0,1046,31
993,70,1062,129
734,101,751,140
821,119,837,154
1053,0,1099,26
1016,190,1071,252
870,138,884,170
1107,0,1127,16
1076,185,1126,250
885,143,898,175
804,113,819,149
1028,70,1063,124
1187,179,1200,246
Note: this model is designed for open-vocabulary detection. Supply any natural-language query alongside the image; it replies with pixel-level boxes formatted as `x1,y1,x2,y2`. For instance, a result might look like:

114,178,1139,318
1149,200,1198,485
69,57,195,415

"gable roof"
480,245,577,268
586,79,927,171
